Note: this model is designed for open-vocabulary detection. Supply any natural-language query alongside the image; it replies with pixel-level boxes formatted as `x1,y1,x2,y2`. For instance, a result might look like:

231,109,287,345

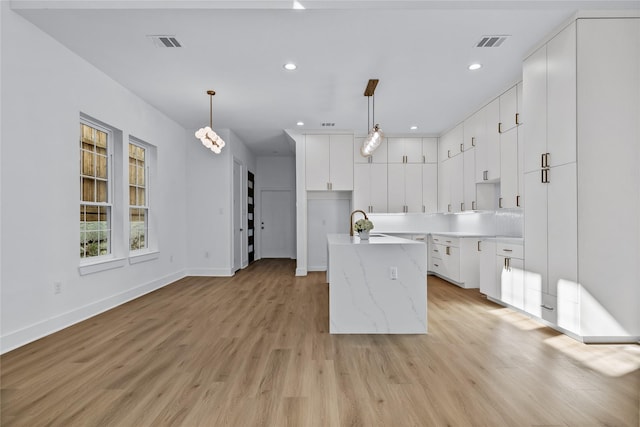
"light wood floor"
1,259,638,426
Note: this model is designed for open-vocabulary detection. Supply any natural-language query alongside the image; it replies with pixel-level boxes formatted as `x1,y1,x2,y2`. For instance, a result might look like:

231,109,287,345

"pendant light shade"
361,124,384,157
361,79,383,158
195,90,226,154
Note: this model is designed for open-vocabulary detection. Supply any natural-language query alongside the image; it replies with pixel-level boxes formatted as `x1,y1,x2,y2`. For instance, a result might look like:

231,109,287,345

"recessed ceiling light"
297,121,304,126
468,63,482,71
283,63,297,71
410,126,418,130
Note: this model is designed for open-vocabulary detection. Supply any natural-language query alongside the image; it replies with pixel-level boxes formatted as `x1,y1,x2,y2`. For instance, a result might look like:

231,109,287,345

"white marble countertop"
482,236,524,244
326,233,425,245
429,232,495,238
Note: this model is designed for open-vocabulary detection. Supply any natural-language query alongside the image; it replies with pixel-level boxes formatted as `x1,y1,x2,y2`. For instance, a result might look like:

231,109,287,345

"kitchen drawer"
496,243,523,259
430,256,443,274
432,235,460,248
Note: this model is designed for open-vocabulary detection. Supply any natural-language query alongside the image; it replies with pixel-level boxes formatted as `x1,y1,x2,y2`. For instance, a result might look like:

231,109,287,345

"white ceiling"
12,0,640,156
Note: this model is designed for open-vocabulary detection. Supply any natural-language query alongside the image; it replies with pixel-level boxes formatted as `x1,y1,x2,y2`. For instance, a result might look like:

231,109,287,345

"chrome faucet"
350,209,369,236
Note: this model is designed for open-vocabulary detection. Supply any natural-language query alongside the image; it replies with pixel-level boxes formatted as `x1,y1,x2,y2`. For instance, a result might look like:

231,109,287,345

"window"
129,140,148,251
80,121,111,259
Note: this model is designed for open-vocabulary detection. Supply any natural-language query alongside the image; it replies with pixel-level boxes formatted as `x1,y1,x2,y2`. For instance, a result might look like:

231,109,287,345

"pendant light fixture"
361,79,384,157
195,90,226,154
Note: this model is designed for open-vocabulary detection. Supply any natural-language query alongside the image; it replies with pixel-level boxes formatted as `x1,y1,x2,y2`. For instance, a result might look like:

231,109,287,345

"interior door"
261,189,294,258
233,159,243,272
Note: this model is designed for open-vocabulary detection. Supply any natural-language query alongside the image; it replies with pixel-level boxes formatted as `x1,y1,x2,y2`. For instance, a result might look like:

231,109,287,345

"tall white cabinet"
523,17,639,342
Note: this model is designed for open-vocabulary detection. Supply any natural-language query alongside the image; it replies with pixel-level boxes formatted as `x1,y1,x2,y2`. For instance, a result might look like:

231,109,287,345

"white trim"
187,268,234,277
78,256,126,275
295,267,308,276
1,270,186,354
129,250,160,264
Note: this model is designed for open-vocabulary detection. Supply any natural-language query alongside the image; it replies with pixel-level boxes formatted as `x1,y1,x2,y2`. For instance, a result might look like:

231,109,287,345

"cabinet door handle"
506,257,511,271
541,304,555,311
483,170,488,181
541,153,545,168
545,153,550,168
471,137,476,147
541,169,545,183
460,143,464,152
545,169,550,183
423,155,426,163
472,201,476,210
446,246,450,255
515,113,520,125
422,205,426,213
368,156,373,164
461,202,464,211
448,204,451,213
498,123,502,134
516,195,520,207
504,257,508,269
477,241,481,251
447,150,451,159
502,249,513,252
434,263,439,267
499,197,503,208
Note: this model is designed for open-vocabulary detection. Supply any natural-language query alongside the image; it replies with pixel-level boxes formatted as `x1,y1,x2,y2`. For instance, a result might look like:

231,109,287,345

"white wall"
255,156,296,259
185,129,255,276
0,4,188,353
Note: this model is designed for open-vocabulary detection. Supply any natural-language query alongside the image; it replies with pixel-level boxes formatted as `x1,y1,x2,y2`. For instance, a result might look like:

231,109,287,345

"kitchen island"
326,233,427,334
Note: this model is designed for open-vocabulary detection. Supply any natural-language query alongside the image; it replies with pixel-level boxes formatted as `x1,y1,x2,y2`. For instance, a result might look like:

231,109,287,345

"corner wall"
0,4,188,353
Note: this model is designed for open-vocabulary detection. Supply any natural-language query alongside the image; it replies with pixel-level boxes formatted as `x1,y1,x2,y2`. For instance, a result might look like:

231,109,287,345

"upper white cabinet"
422,137,438,164
499,127,520,209
499,85,518,133
388,163,422,213
388,137,423,163
354,163,388,213
422,163,438,213
439,123,464,162
475,99,500,183
462,148,476,211
353,137,388,164
306,134,353,191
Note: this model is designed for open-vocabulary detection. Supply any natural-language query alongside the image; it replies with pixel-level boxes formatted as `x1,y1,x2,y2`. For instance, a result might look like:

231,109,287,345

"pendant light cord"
210,93,213,128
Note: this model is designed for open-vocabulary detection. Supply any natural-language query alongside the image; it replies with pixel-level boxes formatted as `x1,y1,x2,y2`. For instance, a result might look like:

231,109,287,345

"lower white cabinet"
497,254,524,310
479,240,497,299
428,235,479,289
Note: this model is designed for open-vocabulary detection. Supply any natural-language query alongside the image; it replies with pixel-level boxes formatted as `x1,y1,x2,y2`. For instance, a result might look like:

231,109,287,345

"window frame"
128,138,150,254
79,118,114,262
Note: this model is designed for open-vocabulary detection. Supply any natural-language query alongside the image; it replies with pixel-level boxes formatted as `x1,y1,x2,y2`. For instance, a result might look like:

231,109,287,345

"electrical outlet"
389,267,398,280
205,251,210,258
53,281,62,295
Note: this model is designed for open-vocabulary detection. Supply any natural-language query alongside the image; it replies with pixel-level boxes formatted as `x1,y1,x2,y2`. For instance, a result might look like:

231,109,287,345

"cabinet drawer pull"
445,246,451,255
434,263,439,267
502,249,513,252
461,202,464,211
515,113,520,125
433,249,439,253
422,205,426,213
541,304,555,311
516,195,520,207
477,241,481,251
472,201,476,210
483,170,488,181
460,143,464,152
499,197,503,208
447,150,451,159
471,137,476,147
504,257,508,269
498,122,502,134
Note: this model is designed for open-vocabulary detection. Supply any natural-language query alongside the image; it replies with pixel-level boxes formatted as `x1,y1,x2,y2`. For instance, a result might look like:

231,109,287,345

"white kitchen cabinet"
499,85,518,133
516,82,523,125
498,255,524,310
388,137,423,164
422,137,438,164
429,235,480,289
305,134,353,191
521,17,639,342
463,148,476,211
475,99,500,183
422,163,438,214
438,158,451,213
439,123,464,162
449,154,464,213
353,136,388,164
479,240,498,299
499,127,519,209
353,163,388,213
463,111,481,151
388,163,422,213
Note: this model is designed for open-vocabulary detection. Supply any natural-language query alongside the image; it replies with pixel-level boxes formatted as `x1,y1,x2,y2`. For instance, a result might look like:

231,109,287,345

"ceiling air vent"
476,35,509,48
148,35,182,48
321,123,335,127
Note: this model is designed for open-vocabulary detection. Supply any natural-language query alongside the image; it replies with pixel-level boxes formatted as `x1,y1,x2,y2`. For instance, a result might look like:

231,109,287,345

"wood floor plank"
1,259,638,426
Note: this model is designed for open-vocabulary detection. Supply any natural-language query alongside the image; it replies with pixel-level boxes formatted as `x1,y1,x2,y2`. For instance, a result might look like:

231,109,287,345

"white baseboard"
295,267,307,276
307,265,327,272
187,268,234,277
1,270,187,354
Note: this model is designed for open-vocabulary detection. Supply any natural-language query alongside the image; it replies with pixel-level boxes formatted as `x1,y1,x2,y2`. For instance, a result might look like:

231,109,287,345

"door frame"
259,188,295,259
232,157,244,272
